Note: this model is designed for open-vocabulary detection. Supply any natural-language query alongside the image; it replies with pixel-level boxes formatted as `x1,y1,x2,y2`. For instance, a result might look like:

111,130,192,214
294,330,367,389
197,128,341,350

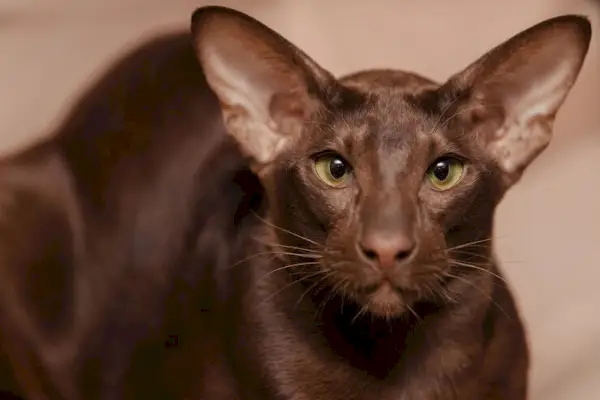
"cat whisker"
447,233,513,252
448,259,509,285
429,273,452,303
351,305,370,325
443,271,513,321
420,279,450,305
314,278,349,322
255,261,322,288
447,249,495,262
423,281,436,299
437,282,459,305
445,237,494,252
447,249,523,268
257,269,329,307
253,239,324,255
333,282,346,315
461,257,523,267
229,250,322,269
294,271,334,310
406,304,423,325
328,259,355,270
251,211,324,248
449,244,495,252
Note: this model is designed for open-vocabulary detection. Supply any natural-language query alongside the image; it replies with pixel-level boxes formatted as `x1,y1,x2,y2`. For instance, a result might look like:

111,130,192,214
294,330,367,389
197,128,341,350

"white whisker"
252,211,323,248
448,259,508,285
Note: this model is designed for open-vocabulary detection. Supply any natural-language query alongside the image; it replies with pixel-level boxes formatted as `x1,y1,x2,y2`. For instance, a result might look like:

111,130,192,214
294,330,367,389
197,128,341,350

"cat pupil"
329,158,347,179
433,161,450,181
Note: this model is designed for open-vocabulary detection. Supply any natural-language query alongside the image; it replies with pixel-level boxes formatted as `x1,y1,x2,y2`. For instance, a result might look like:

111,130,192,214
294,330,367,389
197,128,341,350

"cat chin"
359,283,409,319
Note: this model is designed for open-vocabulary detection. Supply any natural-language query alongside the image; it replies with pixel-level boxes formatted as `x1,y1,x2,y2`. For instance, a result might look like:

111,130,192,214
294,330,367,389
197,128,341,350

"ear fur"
190,6,334,174
440,15,592,183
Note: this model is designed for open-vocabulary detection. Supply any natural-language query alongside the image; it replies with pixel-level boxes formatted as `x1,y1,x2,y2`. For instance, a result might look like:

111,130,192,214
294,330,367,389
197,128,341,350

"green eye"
427,157,465,191
314,153,352,187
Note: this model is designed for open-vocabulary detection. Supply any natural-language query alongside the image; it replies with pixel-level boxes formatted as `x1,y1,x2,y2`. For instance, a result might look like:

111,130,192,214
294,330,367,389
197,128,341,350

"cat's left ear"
190,6,335,175
440,15,592,184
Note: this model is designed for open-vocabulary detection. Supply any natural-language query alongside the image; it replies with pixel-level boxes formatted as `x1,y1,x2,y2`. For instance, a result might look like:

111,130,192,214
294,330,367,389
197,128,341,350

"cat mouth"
362,281,401,295
357,281,409,317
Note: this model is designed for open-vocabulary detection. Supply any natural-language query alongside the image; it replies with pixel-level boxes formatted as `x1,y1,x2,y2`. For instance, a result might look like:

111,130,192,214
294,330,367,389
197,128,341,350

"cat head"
191,6,591,318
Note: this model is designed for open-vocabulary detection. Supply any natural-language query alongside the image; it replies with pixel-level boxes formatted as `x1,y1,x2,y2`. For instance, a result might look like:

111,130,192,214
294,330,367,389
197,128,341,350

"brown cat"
0,6,591,400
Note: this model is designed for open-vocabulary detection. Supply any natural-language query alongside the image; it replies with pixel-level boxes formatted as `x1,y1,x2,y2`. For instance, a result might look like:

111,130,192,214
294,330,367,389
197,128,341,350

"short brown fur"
0,6,592,400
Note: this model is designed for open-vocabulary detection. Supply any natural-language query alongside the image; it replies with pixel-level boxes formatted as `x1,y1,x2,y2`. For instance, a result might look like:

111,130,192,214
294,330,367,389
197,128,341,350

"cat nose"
358,232,415,270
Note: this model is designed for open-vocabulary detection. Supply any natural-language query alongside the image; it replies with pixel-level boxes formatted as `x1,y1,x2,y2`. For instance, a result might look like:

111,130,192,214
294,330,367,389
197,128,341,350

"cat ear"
190,6,334,174
441,15,591,183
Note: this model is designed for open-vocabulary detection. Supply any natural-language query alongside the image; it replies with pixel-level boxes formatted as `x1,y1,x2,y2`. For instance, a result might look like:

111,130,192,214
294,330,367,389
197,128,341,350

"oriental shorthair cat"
0,6,591,400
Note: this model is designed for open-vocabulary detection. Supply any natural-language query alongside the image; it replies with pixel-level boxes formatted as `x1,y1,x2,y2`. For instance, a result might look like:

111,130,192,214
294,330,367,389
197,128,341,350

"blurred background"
1,0,598,398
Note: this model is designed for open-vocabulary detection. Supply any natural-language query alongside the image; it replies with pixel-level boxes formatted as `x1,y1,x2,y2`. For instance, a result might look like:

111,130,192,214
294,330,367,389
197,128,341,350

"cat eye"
426,156,465,191
313,153,352,187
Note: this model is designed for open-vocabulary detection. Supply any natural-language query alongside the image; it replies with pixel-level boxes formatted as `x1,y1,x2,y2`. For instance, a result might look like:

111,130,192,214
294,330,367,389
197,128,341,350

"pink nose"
358,231,415,270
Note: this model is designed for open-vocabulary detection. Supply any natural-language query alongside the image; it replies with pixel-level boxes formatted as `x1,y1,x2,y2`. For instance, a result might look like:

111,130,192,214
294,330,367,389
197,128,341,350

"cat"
0,5,591,400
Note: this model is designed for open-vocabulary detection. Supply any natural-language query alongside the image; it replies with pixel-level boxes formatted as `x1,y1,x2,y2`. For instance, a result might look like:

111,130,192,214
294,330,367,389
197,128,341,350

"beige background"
1,0,599,398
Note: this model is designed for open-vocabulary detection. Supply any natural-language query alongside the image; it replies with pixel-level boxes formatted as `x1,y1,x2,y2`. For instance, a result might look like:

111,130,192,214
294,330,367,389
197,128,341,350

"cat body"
0,6,591,400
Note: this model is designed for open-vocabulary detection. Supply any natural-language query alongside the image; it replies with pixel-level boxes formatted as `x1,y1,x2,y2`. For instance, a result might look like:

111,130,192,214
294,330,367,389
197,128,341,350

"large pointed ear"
439,15,592,184
190,6,335,174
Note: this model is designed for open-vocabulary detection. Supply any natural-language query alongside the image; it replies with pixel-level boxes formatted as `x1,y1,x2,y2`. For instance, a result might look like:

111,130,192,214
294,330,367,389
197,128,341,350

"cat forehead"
316,70,444,148
340,69,440,95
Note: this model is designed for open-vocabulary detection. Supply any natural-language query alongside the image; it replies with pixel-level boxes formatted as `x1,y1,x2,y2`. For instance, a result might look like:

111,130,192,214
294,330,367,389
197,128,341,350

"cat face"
191,6,591,317
260,78,508,317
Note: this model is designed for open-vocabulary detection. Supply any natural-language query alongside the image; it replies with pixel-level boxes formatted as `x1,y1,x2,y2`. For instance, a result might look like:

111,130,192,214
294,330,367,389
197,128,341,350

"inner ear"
190,6,335,174
438,15,591,183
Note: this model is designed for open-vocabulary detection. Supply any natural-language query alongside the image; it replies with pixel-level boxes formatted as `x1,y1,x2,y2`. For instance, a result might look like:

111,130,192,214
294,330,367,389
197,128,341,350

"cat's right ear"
190,6,334,175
